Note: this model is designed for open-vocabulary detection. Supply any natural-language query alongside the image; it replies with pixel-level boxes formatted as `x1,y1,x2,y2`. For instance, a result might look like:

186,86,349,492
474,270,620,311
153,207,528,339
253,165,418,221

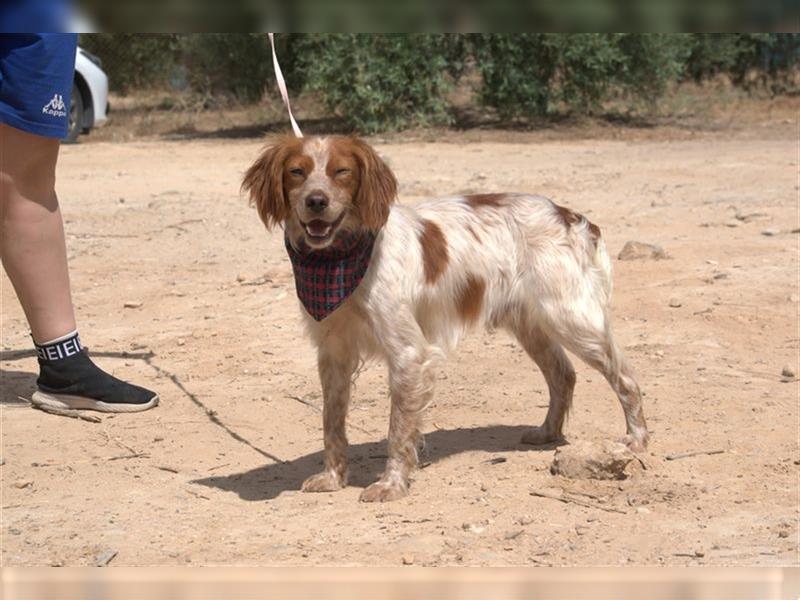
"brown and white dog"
243,135,649,502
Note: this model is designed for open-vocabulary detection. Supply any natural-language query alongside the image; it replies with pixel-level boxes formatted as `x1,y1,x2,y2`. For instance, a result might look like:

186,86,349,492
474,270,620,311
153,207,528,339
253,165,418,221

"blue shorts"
0,33,77,139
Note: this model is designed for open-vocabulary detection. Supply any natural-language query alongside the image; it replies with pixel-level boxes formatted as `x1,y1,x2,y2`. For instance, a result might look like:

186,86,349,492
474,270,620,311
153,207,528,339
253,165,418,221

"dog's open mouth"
301,212,345,243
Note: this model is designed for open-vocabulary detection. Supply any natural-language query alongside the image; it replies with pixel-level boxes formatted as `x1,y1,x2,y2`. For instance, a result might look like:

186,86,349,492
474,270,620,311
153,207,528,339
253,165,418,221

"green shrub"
686,33,800,85
79,34,180,93
471,34,691,118
180,34,273,102
296,34,458,133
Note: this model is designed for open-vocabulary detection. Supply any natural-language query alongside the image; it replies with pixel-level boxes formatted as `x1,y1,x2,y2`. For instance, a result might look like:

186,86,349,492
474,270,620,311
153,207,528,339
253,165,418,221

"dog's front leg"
301,340,358,493
360,332,435,503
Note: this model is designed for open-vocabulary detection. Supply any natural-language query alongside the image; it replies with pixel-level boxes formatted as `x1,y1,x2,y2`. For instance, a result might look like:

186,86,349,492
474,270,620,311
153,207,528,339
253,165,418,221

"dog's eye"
289,168,304,176
335,168,351,176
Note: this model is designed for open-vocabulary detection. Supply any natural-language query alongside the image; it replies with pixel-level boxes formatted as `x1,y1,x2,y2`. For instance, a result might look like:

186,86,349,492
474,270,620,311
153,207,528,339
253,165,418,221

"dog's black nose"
305,194,329,214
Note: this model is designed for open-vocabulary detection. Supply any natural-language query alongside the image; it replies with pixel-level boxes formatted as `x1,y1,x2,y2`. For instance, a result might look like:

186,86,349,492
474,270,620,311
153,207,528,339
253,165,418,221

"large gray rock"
617,241,667,261
550,440,636,480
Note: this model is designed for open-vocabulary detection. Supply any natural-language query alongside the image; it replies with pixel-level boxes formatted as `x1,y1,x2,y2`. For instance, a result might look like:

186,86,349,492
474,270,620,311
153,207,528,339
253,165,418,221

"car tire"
63,82,83,144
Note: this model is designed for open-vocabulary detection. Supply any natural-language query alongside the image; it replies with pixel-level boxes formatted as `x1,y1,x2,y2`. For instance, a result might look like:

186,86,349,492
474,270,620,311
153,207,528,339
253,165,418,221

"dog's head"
242,135,397,250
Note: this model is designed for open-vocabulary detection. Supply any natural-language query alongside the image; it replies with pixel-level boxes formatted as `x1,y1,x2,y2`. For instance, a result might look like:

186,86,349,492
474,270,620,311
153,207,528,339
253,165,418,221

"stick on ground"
665,449,725,461
530,488,627,514
29,402,102,423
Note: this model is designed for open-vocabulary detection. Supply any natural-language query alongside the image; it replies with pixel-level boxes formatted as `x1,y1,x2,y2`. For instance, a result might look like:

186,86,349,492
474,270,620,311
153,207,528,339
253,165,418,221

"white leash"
268,33,303,138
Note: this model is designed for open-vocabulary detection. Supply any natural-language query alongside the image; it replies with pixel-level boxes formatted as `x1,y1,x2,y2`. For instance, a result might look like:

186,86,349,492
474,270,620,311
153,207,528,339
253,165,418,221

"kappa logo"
42,94,67,118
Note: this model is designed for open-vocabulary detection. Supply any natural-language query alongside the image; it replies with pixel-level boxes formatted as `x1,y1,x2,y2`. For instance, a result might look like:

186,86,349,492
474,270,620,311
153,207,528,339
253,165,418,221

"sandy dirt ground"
1,107,798,567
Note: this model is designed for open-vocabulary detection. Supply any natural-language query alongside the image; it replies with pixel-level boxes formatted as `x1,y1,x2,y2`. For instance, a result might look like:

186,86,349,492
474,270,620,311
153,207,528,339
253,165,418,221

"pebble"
761,228,778,236
504,529,524,540
790,294,799,303
636,506,651,514
778,530,790,538
575,525,589,536
0,457,4,466
462,522,485,534
95,549,118,567
781,365,795,379
177,339,185,346
13,479,32,489
724,220,739,228
617,241,667,261
694,549,705,558
123,301,143,309
517,515,533,526
668,298,682,308
401,555,414,565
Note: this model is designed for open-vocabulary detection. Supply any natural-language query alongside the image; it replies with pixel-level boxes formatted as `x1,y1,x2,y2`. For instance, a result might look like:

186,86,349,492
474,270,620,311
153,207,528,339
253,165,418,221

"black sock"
34,330,156,406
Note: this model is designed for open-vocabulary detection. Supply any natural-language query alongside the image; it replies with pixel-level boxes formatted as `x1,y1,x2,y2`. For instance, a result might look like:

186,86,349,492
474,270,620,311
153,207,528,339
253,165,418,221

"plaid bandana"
285,229,376,321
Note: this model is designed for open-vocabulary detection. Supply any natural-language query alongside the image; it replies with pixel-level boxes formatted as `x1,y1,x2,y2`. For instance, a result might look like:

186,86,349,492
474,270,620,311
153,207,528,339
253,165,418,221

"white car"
67,46,108,142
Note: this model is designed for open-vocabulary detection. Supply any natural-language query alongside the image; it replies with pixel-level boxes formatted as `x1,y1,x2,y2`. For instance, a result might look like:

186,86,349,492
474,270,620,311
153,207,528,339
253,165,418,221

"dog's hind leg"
545,308,649,452
512,324,576,446
301,337,359,493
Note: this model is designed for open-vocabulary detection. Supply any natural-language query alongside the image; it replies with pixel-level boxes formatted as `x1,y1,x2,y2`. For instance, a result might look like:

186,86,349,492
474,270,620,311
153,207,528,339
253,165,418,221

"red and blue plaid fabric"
285,230,376,321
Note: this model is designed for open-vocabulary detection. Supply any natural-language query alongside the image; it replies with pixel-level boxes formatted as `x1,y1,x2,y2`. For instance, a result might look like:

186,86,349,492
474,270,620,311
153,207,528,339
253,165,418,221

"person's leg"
0,123,76,342
1,123,158,413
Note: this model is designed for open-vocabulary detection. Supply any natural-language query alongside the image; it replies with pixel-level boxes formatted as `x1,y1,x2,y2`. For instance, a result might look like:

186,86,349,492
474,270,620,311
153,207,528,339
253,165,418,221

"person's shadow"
193,425,563,501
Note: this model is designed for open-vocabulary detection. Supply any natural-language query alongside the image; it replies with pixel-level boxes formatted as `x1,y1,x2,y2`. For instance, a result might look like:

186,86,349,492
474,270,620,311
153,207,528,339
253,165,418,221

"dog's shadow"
193,425,562,501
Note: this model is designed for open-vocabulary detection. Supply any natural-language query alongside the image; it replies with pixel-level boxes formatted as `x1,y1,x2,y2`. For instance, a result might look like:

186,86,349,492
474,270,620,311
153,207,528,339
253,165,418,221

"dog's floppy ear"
350,138,397,231
242,137,298,229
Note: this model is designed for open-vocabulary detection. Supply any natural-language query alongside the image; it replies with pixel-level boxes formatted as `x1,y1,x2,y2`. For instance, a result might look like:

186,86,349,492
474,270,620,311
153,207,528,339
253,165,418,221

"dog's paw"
617,434,648,454
301,470,346,493
520,426,560,446
359,479,408,503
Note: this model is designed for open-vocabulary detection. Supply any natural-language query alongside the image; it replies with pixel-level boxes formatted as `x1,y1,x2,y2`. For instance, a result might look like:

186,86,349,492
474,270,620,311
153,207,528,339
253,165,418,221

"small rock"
13,479,32,489
177,339,185,346
550,440,636,480
778,530,790,538
123,301,143,309
8,528,22,535
636,506,651,514
781,365,795,379
575,525,589,536
617,241,667,261
668,298,682,308
401,555,414,565
504,529,524,540
790,294,799,303
95,549,118,567
0,457,5,466
724,220,739,228
761,228,779,236
517,515,533,526
462,522,485,534
694,549,705,558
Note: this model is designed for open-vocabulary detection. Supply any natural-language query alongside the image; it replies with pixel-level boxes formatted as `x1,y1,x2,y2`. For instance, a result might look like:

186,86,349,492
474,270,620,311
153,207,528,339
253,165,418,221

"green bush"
295,34,458,133
471,34,691,118
686,33,800,84
80,34,798,130
79,34,180,93
180,34,274,102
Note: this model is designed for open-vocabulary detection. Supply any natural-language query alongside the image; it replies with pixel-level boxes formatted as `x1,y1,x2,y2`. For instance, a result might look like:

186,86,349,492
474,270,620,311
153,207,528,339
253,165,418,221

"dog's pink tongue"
307,220,331,236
